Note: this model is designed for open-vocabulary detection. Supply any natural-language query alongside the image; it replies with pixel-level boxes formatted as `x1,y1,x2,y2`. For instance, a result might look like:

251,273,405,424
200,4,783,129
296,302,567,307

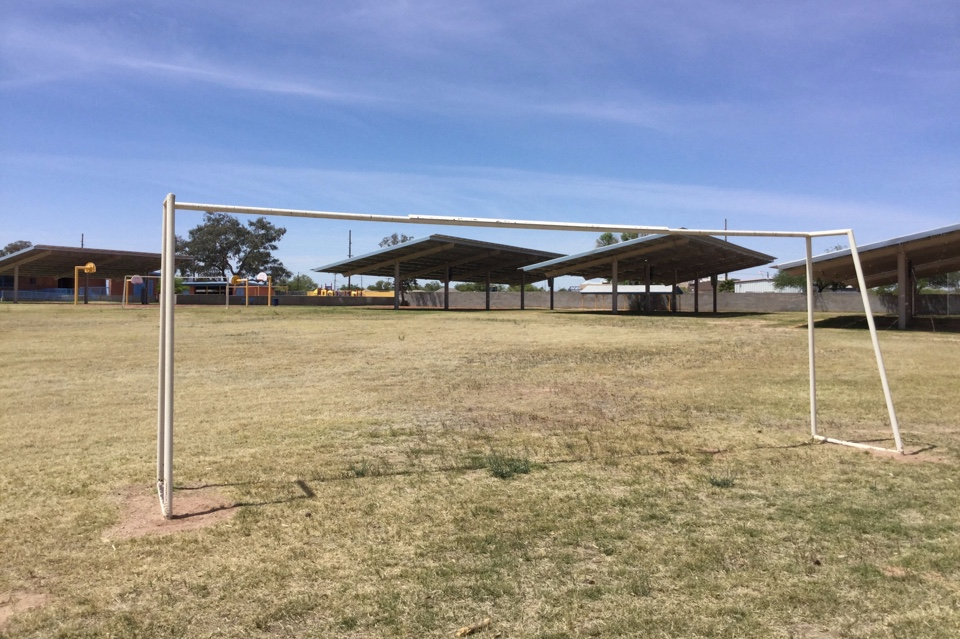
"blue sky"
2,0,958,286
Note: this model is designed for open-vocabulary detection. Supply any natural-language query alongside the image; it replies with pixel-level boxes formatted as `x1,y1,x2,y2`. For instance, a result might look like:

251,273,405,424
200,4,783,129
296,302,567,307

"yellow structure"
307,287,375,297
229,274,273,307
73,262,96,305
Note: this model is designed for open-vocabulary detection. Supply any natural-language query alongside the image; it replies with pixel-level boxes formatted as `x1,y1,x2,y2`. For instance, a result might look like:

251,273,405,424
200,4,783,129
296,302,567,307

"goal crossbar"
156,194,903,518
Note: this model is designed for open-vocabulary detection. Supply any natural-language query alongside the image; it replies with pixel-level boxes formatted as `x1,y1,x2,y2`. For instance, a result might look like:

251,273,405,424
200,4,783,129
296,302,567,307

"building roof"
522,234,775,283
775,223,960,287
313,234,563,286
0,245,189,279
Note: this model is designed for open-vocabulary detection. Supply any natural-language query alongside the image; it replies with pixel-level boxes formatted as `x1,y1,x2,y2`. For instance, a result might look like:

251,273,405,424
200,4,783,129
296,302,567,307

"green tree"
285,273,318,292
455,282,504,292
876,272,960,296
380,233,414,248
718,278,737,293
156,277,185,295
508,283,544,292
596,232,619,247
182,212,291,280
1,240,32,257
926,272,960,291
772,271,807,292
596,232,640,248
421,281,443,291
377,233,417,302
774,271,849,293
367,280,393,291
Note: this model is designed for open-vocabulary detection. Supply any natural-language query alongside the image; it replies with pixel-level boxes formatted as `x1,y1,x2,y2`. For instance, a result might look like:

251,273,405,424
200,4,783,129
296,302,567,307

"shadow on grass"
173,480,319,515
557,310,773,319
170,504,240,520
811,314,960,333
171,437,939,514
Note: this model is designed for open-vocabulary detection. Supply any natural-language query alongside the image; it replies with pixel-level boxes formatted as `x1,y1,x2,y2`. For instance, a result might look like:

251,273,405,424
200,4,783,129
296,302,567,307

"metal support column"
897,250,912,330
611,259,618,314
444,265,450,311
672,269,678,312
13,265,19,303
693,276,699,314
394,261,400,310
644,263,652,312
549,277,554,310
711,274,718,313
520,272,526,310
485,272,491,310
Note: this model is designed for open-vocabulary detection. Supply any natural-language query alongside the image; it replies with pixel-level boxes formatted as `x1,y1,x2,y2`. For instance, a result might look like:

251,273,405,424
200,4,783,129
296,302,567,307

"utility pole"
81,233,84,248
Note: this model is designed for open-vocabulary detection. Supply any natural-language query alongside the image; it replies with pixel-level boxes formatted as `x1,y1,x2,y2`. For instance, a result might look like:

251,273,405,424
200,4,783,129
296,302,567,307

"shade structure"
775,223,960,288
313,234,562,286
0,245,181,279
776,223,960,329
521,233,775,282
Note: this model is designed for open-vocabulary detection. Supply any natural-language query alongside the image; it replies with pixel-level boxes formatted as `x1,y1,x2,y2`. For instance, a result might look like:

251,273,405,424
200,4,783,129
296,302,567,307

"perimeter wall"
406,291,958,314
33,291,952,313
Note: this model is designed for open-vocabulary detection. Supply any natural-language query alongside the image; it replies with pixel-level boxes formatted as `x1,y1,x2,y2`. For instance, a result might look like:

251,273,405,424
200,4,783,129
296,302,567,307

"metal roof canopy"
522,234,775,282
776,223,960,329
776,223,960,286
155,194,906,519
0,244,173,279
313,234,562,286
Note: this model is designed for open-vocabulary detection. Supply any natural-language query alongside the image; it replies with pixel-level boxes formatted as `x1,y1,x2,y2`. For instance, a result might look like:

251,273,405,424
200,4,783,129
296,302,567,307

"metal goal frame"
156,193,903,518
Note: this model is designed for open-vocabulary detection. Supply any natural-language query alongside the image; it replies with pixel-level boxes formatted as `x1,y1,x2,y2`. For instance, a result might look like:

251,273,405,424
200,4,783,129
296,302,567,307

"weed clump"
707,471,737,488
485,451,532,479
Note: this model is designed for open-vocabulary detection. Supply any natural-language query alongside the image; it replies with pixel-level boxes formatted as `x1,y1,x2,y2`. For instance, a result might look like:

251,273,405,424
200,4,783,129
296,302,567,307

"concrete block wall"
176,294,391,306
407,291,892,313
173,290,955,315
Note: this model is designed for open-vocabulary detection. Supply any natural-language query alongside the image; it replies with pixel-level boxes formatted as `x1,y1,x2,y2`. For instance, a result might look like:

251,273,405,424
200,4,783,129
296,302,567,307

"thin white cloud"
3,150,952,277
1,151,930,233
7,1,953,132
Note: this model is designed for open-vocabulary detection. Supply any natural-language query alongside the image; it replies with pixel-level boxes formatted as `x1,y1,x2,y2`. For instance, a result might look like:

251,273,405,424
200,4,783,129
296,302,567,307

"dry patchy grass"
2,304,960,637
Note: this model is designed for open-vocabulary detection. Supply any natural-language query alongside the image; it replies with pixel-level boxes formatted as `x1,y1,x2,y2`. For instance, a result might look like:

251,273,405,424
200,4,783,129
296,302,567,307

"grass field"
2,304,960,638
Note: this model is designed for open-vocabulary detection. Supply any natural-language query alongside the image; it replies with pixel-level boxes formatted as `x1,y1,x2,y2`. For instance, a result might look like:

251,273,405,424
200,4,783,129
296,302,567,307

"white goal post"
156,193,903,518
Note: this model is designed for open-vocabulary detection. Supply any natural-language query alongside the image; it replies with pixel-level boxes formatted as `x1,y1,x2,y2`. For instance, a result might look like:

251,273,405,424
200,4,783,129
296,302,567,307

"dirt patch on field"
0,592,51,629
865,447,950,464
787,623,837,638
103,485,238,540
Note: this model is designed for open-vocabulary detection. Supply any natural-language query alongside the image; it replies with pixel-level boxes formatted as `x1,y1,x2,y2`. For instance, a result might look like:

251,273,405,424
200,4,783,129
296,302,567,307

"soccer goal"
155,193,903,518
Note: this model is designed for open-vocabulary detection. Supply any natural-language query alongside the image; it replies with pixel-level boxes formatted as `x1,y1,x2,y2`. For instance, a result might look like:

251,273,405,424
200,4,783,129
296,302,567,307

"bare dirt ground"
1,487,235,630
0,593,51,630
864,446,950,464
103,485,237,540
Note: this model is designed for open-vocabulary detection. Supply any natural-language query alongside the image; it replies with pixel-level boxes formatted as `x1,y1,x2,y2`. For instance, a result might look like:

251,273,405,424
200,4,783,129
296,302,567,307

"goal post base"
157,481,172,519
814,435,904,455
